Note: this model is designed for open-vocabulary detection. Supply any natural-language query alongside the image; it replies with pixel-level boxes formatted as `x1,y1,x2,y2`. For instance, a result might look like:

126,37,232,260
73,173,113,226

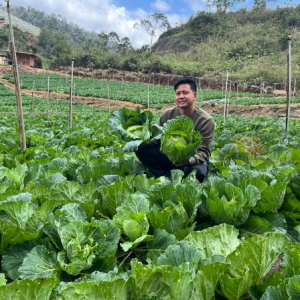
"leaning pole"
6,0,26,149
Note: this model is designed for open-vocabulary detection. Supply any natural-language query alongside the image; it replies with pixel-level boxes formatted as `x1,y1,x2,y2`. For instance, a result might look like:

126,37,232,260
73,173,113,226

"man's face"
175,84,197,109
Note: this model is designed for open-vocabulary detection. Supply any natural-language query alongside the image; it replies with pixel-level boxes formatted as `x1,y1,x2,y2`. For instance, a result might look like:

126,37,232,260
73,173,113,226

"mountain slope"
0,7,40,37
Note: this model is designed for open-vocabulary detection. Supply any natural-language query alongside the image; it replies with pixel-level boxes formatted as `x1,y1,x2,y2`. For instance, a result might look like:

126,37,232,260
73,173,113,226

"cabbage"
126,125,144,139
160,116,201,163
108,107,161,152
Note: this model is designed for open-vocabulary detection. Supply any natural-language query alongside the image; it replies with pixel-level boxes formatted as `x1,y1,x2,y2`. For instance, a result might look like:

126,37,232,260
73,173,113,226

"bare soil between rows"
1,76,300,119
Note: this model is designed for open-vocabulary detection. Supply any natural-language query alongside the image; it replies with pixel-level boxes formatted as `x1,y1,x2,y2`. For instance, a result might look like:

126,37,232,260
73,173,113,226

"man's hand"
173,158,193,167
173,160,189,167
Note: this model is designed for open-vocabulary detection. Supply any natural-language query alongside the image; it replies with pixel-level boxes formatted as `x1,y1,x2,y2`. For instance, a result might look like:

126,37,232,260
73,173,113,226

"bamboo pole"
69,59,74,129
286,36,292,135
6,0,26,149
223,69,229,123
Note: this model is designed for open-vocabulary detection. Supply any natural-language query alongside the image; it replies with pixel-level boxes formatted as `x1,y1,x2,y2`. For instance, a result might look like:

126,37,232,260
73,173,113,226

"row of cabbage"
0,109,300,299
2,73,273,109
228,97,300,105
0,82,99,113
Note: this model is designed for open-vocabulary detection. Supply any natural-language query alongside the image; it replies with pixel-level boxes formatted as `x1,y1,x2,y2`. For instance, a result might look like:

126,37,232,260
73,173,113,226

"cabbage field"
0,76,300,299
2,73,274,109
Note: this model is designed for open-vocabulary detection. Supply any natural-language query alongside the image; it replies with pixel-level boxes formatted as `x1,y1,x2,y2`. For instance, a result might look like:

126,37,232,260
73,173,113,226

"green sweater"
158,106,215,164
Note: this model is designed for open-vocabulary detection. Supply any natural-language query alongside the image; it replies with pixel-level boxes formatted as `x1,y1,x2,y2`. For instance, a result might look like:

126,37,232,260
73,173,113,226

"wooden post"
147,84,150,109
6,0,26,149
199,80,203,102
286,36,292,134
259,81,262,106
73,81,76,103
46,72,50,121
226,80,231,117
108,85,110,114
292,78,296,103
69,59,74,129
56,86,58,113
31,80,35,113
224,69,229,123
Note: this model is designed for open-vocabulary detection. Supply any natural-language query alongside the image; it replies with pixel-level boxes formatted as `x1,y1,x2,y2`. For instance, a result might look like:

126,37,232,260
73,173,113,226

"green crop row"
2,73,273,109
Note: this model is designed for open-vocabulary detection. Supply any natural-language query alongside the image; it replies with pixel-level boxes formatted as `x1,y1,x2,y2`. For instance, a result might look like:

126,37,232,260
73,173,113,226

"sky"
4,0,300,48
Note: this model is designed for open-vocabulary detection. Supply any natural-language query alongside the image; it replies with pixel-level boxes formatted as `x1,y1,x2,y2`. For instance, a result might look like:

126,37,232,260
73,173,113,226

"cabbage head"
108,107,161,152
126,125,144,139
160,115,201,163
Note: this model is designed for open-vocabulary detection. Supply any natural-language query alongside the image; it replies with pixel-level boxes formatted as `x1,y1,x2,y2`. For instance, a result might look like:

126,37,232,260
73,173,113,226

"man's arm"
189,117,215,164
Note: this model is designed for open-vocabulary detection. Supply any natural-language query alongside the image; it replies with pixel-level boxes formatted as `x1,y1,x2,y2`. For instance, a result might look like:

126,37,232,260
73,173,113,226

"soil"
1,66,300,119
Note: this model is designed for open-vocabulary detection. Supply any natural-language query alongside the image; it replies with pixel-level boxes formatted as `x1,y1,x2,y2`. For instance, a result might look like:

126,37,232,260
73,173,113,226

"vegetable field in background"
0,82,98,113
2,73,273,109
0,105,300,299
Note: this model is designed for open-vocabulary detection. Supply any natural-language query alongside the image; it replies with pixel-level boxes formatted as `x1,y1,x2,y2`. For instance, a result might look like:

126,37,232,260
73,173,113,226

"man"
136,78,215,182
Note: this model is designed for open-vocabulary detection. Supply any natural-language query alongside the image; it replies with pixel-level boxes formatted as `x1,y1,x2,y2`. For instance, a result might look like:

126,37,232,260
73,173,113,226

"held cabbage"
109,107,161,152
126,125,144,139
160,116,201,164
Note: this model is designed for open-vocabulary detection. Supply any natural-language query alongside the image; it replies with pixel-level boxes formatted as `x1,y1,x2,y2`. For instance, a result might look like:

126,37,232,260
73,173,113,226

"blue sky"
6,0,300,48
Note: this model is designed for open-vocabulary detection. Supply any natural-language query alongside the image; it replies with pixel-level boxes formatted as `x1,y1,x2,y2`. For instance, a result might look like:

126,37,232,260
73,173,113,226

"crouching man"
136,78,215,182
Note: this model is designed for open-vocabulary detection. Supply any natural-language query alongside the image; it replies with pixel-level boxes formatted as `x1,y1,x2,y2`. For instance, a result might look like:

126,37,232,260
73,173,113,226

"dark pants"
135,144,208,182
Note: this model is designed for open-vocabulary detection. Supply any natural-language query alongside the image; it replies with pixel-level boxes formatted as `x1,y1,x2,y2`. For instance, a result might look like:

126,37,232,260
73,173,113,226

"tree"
119,37,133,55
133,13,171,53
97,31,109,51
206,0,246,12
252,0,277,10
108,31,120,53
51,40,72,66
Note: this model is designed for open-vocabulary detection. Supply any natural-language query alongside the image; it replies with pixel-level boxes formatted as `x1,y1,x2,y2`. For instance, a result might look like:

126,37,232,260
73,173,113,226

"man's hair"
174,78,197,93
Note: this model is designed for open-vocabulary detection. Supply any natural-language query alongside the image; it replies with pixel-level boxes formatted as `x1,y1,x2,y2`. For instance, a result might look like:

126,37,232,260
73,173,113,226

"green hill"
152,5,300,85
0,7,40,37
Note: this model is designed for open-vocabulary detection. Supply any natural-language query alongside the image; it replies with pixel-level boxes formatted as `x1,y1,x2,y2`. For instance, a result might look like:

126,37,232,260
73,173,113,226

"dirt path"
0,78,144,111
2,77,300,118
201,102,300,119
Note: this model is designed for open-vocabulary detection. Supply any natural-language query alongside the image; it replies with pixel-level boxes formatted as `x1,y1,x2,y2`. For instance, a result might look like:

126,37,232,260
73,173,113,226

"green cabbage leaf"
160,115,201,163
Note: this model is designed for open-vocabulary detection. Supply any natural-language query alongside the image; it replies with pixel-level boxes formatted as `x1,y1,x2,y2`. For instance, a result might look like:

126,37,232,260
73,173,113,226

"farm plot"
230,97,300,105
0,106,299,299
2,73,273,109
0,82,99,113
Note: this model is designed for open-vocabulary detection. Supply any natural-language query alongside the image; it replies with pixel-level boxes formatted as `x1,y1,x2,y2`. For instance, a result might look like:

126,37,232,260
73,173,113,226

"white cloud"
151,0,171,12
8,0,188,48
183,0,207,13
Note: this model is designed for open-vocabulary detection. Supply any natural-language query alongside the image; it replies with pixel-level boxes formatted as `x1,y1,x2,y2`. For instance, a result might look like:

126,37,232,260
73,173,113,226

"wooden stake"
56,86,58,113
286,36,292,134
69,59,74,129
108,85,110,114
46,72,50,121
292,78,296,103
6,0,26,149
147,84,150,109
224,69,229,123
31,80,35,113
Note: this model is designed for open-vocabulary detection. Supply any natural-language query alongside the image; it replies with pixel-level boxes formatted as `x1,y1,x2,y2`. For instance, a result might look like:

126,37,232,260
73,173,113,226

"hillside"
0,7,40,37
152,5,300,85
1,4,300,87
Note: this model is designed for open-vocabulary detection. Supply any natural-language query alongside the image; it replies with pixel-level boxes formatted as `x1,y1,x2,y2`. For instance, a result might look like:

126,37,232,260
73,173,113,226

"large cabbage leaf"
108,107,161,152
160,115,201,163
